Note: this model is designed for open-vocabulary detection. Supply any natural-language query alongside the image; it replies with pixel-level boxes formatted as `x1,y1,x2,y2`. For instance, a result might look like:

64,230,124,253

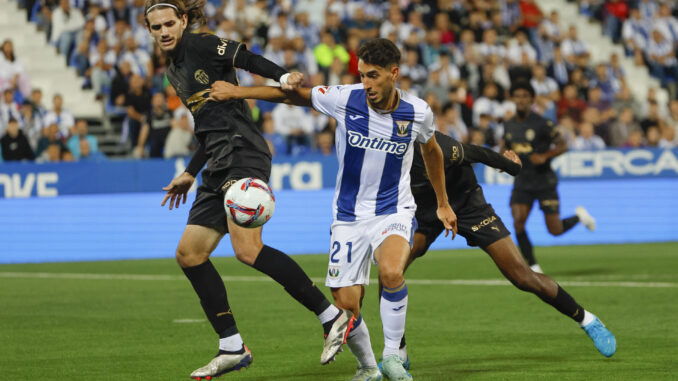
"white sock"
317,304,341,324
580,310,596,327
219,333,244,352
380,281,408,358
347,314,378,368
399,345,408,360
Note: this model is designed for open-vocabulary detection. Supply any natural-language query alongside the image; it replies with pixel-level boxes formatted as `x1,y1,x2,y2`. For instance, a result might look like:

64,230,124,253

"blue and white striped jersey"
311,83,436,222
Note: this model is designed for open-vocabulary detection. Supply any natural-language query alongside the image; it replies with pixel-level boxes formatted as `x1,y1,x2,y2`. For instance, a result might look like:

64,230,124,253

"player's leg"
227,218,351,364
511,198,540,272
332,286,381,380
375,234,413,381
540,189,595,235
176,224,253,379
483,236,616,357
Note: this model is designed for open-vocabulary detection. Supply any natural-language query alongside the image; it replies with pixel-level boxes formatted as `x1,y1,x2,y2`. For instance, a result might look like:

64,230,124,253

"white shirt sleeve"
310,85,342,117
416,105,436,143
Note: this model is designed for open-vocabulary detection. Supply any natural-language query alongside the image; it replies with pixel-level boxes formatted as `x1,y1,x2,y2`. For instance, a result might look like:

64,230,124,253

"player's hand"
529,152,547,165
503,150,522,167
161,172,195,210
281,72,304,90
436,203,458,240
209,81,238,102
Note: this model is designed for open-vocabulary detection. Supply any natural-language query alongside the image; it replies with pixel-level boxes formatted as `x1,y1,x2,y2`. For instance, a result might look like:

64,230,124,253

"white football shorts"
325,211,417,288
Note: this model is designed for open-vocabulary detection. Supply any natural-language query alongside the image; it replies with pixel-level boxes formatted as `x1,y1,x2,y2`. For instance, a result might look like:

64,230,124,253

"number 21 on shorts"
330,241,352,263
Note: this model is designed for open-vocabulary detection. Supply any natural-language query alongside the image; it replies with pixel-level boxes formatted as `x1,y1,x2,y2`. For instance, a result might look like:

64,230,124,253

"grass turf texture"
1,242,676,380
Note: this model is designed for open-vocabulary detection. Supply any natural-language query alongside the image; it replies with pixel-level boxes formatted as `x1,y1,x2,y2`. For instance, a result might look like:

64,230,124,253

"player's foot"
576,206,596,231
378,354,410,372
321,309,355,364
582,316,616,357
189,346,253,380
530,264,543,274
349,366,382,381
381,354,412,381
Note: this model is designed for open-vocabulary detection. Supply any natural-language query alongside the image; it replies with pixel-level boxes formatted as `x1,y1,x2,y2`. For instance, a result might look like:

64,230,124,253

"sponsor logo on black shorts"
471,215,498,232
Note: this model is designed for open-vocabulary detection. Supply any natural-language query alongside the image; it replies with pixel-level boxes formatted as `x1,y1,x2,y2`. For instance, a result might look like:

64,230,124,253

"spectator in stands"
573,121,606,150
107,0,134,27
90,39,116,97
561,25,591,67
35,123,66,158
271,102,313,155
603,0,629,43
43,93,74,139
624,129,645,148
610,107,641,147
547,46,570,87
345,7,378,42
28,88,47,121
590,62,620,103
261,112,285,157
638,0,659,21
647,29,678,95
622,8,651,57
613,83,642,116
530,63,559,120
66,119,98,159
120,36,152,78
519,0,543,44
122,74,150,150
135,92,171,158
655,3,678,47
78,138,106,161
645,125,662,147
107,19,132,56
473,81,504,127
314,127,334,156
507,29,537,67
163,105,194,159
0,88,22,132
313,31,349,74
665,99,678,145
400,48,428,88
556,114,577,148
659,125,675,148
50,0,85,64
1,118,34,161
541,10,563,44
441,102,469,143
641,100,663,134
0,39,30,97
20,100,43,150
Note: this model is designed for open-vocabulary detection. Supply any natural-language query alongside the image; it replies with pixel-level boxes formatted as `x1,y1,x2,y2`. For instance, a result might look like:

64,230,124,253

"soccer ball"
224,178,276,228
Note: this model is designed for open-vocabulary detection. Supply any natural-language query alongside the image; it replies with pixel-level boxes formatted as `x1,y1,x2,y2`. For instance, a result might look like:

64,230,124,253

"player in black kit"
385,131,616,368
144,1,352,378
503,81,596,274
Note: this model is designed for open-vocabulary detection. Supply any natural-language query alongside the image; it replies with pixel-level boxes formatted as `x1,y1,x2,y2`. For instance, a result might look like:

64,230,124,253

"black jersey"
166,32,275,153
411,131,520,213
503,112,559,190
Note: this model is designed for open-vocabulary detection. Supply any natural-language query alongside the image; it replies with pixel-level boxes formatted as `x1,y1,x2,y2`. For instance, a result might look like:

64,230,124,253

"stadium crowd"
1,0,678,162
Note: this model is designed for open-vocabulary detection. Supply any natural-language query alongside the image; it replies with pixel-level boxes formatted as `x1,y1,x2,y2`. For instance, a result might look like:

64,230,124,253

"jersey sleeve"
433,131,464,168
415,105,436,143
310,85,342,117
190,33,243,71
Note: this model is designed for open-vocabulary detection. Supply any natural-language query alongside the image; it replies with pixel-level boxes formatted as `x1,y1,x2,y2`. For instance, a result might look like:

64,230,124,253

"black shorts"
415,202,511,255
187,130,271,234
510,187,560,214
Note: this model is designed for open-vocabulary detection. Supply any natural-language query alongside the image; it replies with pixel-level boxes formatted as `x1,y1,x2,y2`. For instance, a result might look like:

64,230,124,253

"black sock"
182,260,238,338
400,336,406,349
516,231,537,266
542,285,585,323
562,216,579,233
322,310,343,336
253,245,331,315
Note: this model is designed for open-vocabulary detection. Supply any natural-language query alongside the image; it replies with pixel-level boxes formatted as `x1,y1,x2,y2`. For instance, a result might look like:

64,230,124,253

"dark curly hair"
356,38,401,68
144,0,206,29
509,80,536,98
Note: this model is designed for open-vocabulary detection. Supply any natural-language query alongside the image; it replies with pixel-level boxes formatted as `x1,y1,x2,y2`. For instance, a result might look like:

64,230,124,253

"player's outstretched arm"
420,135,458,238
460,142,522,176
232,48,304,89
209,81,313,107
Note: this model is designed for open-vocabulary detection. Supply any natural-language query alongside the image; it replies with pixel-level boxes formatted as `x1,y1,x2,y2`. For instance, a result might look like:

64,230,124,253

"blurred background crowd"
1,0,678,163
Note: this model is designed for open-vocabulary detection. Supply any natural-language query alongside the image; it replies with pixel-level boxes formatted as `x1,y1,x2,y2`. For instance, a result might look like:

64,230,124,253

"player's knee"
175,246,209,268
233,245,259,266
509,268,538,292
379,267,404,289
547,224,564,236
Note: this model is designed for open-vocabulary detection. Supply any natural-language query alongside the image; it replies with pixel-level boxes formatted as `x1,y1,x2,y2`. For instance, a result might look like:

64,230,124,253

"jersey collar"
169,30,189,63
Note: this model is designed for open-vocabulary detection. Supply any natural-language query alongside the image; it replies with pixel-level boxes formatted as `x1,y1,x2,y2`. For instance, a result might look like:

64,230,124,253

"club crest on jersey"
526,129,535,141
395,120,411,137
328,267,340,278
194,69,209,85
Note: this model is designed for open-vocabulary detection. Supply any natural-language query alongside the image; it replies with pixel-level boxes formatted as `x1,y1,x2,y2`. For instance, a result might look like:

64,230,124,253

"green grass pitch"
1,242,676,380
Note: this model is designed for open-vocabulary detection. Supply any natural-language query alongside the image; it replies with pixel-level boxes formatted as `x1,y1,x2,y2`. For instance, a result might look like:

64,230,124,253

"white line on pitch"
173,319,206,323
0,271,676,288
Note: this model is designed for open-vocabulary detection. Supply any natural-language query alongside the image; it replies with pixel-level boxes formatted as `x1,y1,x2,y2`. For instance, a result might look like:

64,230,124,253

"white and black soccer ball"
224,178,276,228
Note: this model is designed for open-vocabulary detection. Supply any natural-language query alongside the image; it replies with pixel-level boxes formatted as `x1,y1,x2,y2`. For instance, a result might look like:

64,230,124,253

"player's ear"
390,65,399,82
181,13,188,28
